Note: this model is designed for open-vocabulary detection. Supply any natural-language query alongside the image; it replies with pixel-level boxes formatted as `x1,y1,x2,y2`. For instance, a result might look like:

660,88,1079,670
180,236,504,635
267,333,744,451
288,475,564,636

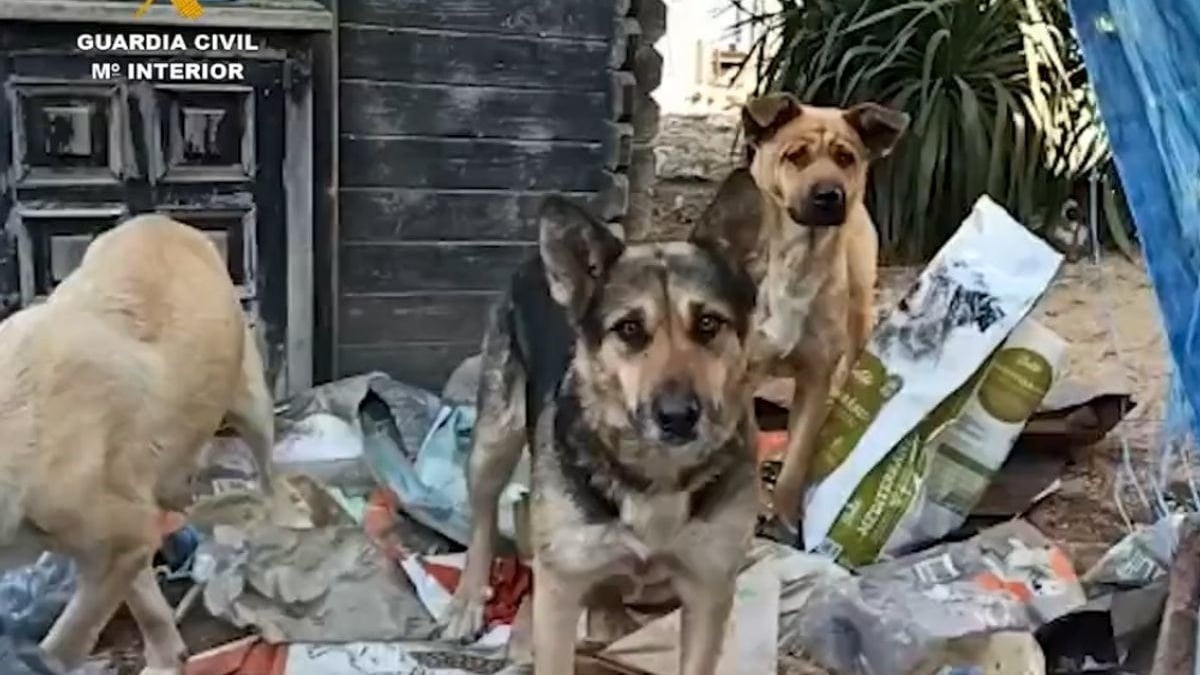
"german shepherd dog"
441,187,761,673
736,94,910,533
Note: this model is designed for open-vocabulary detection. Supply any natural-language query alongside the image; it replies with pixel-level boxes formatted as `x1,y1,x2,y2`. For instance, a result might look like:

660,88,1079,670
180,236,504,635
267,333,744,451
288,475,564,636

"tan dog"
0,215,277,674
736,94,909,532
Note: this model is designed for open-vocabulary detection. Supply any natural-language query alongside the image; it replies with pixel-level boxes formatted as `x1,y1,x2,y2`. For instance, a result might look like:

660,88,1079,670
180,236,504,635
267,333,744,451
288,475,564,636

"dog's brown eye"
784,147,809,164
833,148,856,167
612,319,646,344
694,314,725,342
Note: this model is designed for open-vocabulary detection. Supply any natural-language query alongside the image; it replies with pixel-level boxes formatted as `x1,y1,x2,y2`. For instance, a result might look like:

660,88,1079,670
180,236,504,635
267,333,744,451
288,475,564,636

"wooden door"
1,51,291,393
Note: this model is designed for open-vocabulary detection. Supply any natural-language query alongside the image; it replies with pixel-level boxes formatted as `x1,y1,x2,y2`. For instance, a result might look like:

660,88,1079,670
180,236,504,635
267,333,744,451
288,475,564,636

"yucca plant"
733,0,1119,261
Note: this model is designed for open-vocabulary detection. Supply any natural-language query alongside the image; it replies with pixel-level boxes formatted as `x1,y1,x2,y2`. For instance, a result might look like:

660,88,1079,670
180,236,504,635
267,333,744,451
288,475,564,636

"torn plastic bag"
0,553,76,642
279,372,442,459
0,635,112,675
788,574,1029,675
785,521,1086,675
0,636,64,675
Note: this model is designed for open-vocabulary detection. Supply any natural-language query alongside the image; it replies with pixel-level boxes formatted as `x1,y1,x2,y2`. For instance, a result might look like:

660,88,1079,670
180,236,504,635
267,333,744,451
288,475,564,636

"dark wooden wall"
335,0,635,389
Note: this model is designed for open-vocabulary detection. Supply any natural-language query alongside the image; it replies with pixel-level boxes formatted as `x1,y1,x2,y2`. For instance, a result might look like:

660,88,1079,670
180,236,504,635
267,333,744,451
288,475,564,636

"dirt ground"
649,114,1172,570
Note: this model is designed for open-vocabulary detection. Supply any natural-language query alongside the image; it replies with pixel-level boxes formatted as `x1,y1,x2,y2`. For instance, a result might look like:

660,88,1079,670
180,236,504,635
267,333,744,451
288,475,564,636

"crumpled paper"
190,490,437,643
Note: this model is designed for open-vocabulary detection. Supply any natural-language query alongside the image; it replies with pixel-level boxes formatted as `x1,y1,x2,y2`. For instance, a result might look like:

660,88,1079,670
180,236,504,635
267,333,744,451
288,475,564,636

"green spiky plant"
732,0,1132,261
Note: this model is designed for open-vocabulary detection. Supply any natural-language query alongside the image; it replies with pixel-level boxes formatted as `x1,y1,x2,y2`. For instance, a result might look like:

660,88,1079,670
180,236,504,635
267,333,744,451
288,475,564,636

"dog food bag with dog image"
803,195,1063,558
829,317,1067,567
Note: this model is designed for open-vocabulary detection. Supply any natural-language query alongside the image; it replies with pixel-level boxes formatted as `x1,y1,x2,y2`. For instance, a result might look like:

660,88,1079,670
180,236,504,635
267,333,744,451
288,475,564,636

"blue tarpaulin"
1069,0,1200,449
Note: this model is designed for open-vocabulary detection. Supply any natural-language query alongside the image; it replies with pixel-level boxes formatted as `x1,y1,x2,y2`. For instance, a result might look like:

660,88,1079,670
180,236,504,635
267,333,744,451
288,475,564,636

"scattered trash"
398,551,528,646
12,350,1142,674
361,389,527,547
1036,580,1166,674
1083,513,1185,592
187,635,525,675
190,487,437,643
0,553,76,642
912,631,1046,675
805,196,1065,561
185,636,283,675
1018,380,1133,452
1147,516,1200,675
0,635,65,675
274,412,363,465
274,371,527,548
785,521,1085,675
284,641,520,675
273,372,443,491
0,636,112,675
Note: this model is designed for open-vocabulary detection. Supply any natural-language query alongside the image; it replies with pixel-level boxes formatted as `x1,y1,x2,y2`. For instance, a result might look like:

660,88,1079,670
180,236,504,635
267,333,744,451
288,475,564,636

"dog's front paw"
440,586,490,642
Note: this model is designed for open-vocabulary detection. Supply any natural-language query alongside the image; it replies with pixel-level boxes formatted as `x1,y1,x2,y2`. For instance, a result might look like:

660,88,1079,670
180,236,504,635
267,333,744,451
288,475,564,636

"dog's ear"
742,93,802,148
539,196,624,318
844,102,910,159
690,168,764,271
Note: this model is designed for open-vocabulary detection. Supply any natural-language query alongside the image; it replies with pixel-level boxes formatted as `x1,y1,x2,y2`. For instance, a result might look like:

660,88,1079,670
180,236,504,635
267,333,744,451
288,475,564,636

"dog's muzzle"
650,389,701,445
792,181,846,227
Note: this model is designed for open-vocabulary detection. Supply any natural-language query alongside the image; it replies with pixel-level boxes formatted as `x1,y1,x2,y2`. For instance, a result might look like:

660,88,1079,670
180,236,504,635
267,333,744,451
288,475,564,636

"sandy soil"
649,114,1172,568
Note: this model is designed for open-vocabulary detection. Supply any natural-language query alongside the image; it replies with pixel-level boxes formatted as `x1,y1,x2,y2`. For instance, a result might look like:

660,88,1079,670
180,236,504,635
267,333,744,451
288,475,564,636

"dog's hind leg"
42,541,154,669
225,325,276,495
442,305,527,641
126,565,187,674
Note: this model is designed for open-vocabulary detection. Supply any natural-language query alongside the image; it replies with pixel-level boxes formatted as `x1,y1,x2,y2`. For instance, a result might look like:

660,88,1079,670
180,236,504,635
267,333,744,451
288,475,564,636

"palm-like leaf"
731,0,1131,260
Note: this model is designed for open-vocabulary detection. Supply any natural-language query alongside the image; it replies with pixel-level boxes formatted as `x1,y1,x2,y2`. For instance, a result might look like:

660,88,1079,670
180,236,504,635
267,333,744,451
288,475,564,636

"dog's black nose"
652,390,701,443
812,183,845,210
801,182,847,226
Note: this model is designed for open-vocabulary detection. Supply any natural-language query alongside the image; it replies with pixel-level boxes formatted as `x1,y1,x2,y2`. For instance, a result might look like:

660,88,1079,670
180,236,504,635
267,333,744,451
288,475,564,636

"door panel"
10,81,128,187
15,205,127,299
148,84,256,184
3,53,290,390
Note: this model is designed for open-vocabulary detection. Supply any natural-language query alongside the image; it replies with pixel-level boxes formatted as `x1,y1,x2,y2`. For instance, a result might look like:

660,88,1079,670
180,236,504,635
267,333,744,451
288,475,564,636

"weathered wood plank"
634,43,664,95
339,0,613,40
611,71,636,122
338,342,481,391
604,122,634,170
340,81,608,141
340,26,610,92
340,135,604,190
340,293,498,344
633,93,660,143
340,243,535,293
339,189,559,242
340,137,606,191
611,18,640,70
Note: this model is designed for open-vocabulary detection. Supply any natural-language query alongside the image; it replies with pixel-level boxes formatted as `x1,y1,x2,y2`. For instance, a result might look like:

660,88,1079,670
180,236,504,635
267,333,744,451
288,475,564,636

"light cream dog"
0,215,277,673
